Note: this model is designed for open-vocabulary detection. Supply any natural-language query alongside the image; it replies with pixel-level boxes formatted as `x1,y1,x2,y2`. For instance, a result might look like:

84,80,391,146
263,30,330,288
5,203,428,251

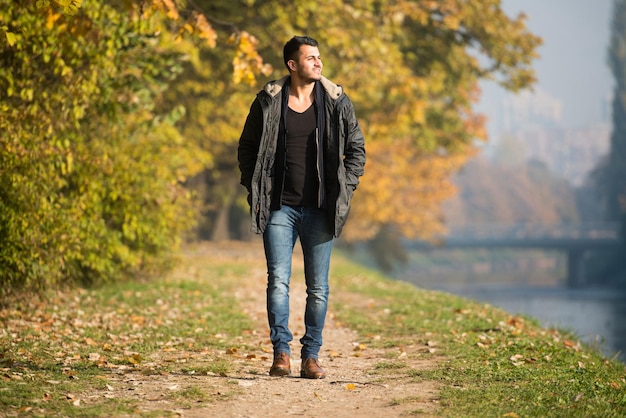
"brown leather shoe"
269,352,291,377
300,358,326,379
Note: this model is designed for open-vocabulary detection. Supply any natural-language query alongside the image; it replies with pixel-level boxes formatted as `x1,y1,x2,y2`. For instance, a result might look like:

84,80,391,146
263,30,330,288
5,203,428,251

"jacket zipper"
315,127,322,208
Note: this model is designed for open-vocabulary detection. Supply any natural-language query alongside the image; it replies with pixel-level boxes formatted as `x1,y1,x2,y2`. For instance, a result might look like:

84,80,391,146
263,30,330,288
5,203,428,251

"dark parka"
237,75,366,237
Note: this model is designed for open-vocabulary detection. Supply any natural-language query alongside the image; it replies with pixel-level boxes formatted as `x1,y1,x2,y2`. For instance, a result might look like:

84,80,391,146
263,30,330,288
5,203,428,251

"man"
237,36,365,379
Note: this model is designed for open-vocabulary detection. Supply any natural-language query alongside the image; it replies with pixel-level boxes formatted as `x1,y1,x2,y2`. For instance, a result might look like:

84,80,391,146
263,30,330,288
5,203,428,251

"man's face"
290,45,323,82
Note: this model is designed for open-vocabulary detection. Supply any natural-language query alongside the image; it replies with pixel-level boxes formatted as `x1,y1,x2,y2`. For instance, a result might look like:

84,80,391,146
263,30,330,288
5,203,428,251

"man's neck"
288,78,316,112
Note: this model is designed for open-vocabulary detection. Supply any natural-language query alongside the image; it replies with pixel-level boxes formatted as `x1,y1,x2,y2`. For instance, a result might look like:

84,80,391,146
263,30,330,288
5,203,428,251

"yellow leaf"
5,31,17,47
345,383,356,391
127,353,142,364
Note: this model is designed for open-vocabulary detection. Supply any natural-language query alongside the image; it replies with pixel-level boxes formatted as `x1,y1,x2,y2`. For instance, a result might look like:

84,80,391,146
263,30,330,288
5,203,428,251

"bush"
0,1,208,297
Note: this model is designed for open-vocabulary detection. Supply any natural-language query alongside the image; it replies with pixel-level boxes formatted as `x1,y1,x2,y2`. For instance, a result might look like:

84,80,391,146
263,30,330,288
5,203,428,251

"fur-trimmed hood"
263,75,343,100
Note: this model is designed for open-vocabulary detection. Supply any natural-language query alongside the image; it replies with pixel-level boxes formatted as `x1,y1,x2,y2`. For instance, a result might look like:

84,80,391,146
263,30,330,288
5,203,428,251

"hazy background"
479,0,613,141
441,0,616,226
397,1,626,362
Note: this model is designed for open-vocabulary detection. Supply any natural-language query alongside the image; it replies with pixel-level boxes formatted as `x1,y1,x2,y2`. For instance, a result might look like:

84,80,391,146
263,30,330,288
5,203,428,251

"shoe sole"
269,367,291,377
300,371,326,379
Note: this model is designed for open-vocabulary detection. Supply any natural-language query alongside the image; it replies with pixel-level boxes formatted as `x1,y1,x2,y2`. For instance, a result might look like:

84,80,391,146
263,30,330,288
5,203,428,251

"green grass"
0,246,254,417
1,243,624,417
330,252,626,417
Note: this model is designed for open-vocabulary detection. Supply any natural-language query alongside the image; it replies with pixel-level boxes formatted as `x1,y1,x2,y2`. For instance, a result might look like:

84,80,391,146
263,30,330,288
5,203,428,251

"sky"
477,0,614,137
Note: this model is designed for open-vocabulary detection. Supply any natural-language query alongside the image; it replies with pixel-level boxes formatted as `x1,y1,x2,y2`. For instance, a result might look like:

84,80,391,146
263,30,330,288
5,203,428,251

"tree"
443,157,580,226
607,0,626,224
160,27,272,241
0,0,271,294
0,0,542,292
173,0,541,243
582,0,626,286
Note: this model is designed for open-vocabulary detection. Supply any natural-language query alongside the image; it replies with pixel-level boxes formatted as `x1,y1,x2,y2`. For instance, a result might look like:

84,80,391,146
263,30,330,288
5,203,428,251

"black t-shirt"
282,104,318,207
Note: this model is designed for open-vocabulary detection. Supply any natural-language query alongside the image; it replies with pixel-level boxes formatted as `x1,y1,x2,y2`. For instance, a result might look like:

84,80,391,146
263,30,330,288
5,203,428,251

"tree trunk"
210,175,238,242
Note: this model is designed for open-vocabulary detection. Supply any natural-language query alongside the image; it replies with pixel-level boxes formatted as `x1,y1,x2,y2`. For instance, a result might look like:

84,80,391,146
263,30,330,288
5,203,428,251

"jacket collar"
264,76,343,100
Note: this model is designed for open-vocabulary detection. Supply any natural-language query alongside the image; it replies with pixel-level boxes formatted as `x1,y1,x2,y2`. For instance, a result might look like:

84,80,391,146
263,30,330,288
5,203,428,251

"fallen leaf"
507,317,524,329
564,340,580,351
345,383,356,391
353,343,367,351
127,353,142,365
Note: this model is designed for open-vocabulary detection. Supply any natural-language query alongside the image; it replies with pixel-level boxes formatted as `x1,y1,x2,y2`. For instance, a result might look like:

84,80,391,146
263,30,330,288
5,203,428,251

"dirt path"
110,242,441,417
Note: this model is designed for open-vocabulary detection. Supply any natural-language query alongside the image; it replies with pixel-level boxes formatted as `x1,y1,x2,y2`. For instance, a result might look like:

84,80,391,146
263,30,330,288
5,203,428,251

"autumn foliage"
0,0,540,293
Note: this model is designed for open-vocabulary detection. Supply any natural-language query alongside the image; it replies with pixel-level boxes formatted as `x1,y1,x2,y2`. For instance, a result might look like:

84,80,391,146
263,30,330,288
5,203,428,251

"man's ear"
287,60,296,72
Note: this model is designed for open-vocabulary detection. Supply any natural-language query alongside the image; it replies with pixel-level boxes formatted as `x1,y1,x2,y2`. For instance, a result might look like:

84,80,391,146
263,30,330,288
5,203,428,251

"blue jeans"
263,205,334,359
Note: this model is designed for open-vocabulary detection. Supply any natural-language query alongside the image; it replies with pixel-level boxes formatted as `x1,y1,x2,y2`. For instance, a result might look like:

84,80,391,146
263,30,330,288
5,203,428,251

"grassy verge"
330,251,626,417
0,245,256,417
1,242,624,417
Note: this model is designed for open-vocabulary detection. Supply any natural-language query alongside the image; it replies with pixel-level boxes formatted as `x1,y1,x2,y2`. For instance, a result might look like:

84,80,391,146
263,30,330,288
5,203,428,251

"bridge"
406,223,624,288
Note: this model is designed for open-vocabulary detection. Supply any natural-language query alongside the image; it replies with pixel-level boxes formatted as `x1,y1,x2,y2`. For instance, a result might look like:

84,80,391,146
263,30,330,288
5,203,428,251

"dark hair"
283,36,319,69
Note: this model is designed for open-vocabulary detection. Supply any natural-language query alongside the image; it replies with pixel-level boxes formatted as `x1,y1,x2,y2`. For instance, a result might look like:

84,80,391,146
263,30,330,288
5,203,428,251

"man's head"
283,36,319,69
283,36,322,82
